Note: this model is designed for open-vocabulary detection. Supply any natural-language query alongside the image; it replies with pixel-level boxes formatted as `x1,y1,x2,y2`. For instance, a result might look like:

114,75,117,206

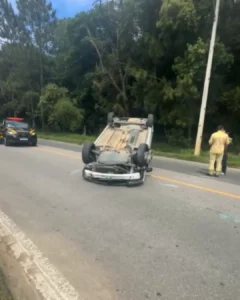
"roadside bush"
52,98,84,132
167,128,191,148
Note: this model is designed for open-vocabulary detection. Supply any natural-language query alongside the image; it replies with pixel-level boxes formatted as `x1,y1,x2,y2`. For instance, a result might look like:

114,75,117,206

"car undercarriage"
81,113,154,186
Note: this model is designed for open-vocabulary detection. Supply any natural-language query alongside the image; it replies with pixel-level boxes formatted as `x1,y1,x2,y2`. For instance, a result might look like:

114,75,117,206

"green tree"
16,0,57,128
53,99,84,132
1,0,240,140
39,83,68,126
84,1,138,115
0,42,42,120
0,0,22,43
171,38,233,141
39,83,83,131
16,0,57,87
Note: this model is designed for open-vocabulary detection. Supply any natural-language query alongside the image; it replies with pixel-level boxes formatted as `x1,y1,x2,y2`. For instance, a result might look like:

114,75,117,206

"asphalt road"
39,139,240,186
0,144,240,300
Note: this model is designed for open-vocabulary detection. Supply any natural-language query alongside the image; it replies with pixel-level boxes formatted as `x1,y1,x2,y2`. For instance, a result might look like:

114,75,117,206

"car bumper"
82,167,146,186
6,135,36,144
84,169,141,180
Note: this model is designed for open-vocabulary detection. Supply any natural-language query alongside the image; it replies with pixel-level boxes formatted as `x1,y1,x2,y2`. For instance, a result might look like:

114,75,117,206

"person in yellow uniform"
208,125,230,177
214,131,233,175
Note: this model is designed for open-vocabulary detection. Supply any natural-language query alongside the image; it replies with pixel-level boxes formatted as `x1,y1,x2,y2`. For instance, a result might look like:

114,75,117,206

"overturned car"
82,113,154,185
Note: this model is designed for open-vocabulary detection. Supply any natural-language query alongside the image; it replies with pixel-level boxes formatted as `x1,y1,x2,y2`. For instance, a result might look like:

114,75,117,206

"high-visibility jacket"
209,130,230,154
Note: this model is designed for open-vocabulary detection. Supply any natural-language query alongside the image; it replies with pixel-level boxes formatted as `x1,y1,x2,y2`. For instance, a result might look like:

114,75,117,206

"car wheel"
82,142,96,164
107,112,114,125
31,140,37,146
147,114,154,127
136,143,149,167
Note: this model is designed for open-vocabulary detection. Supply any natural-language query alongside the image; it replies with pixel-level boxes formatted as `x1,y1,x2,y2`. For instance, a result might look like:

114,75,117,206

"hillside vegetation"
0,0,240,151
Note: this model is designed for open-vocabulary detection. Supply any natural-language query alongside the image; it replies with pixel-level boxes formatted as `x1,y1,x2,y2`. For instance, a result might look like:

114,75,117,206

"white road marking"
0,210,79,300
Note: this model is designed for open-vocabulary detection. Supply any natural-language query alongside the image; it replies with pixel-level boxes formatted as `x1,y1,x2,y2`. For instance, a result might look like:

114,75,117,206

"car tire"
107,112,114,125
147,114,154,127
136,143,149,167
82,142,96,164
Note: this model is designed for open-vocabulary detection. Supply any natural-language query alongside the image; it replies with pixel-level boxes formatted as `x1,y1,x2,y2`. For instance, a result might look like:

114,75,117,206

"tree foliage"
0,0,240,142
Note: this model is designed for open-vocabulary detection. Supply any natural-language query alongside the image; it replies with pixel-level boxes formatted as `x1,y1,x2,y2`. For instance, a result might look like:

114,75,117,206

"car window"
6,121,29,129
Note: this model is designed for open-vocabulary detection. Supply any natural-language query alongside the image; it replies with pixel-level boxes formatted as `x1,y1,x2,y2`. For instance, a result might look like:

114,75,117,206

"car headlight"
7,131,15,135
29,129,36,135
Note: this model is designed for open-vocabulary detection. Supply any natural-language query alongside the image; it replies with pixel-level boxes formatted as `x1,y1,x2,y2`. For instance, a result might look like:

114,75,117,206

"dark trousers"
214,153,228,174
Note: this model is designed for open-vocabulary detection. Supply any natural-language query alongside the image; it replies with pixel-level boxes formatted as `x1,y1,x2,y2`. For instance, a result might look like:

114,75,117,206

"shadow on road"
196,168,209,176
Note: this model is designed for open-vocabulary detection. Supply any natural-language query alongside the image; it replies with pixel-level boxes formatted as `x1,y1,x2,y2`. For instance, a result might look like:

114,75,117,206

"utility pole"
194,0,221,156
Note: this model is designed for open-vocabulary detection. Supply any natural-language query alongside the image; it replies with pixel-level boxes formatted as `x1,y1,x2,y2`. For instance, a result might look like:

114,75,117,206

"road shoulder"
0,210,79,300
0,240,37,300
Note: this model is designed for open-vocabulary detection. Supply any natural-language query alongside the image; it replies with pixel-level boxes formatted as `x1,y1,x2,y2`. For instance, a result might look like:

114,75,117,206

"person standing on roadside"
214,131,233,175
208,125,230,177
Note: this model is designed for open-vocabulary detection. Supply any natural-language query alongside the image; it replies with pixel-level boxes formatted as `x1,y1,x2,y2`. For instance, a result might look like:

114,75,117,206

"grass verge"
38,132,96,144
38,132,240,168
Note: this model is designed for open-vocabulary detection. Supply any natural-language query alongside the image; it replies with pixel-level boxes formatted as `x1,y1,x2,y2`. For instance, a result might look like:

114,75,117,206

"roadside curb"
0,210,79,300
38,138,240,173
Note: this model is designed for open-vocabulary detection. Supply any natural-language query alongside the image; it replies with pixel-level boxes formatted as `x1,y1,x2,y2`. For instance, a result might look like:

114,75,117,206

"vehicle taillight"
7,117,24,121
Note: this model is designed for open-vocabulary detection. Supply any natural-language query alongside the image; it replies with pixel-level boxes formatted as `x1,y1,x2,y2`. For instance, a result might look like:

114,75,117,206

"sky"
9,0,93,18
51,0,92,18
